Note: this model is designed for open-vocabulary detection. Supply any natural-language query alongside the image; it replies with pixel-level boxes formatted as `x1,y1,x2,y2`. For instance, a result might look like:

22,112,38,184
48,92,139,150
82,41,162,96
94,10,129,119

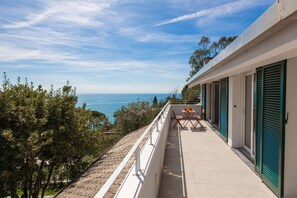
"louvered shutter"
255,61,286,197
255,69,263,174
219,78,228,141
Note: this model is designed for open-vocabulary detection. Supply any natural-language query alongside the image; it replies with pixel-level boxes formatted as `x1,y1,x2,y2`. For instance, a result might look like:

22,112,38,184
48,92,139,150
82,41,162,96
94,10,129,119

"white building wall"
284,57,297,198
228,74,243,148
206,84,211,120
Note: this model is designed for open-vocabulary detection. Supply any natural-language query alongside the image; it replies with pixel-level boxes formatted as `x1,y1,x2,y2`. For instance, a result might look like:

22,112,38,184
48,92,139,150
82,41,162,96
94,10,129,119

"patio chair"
172,110,184,128
193,114,206,131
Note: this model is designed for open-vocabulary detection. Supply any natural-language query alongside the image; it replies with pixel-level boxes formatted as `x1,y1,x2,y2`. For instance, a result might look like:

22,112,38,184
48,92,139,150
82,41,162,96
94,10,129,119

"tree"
91,110,113,131
114,101,159,134
152,96,158,107
169,87,181,103
188,36,237,81
0,75,48,198
0,75,102,198
183,36,237,102
181,85,200,103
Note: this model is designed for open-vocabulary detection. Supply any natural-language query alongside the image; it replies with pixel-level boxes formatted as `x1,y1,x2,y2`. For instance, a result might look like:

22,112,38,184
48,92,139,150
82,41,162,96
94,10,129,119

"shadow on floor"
190,127,207,132
158,123,186,198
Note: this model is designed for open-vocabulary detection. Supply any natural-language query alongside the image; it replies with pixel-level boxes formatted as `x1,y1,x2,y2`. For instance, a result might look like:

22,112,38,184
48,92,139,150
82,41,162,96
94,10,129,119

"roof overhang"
187,0,297,87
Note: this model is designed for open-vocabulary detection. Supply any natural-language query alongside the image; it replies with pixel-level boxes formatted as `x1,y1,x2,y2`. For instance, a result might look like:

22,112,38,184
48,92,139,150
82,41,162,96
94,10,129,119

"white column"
228,74,243,148
284,57,297,197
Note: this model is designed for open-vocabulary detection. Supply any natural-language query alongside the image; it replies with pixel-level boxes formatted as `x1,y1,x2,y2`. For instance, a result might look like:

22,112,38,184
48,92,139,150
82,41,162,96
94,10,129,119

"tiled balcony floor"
159,120,276,198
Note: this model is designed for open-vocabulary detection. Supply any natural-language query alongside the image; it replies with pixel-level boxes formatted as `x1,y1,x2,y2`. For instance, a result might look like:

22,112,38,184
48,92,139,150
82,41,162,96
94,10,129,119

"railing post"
156,119,159,132
135,146,140,174
150,130,153,145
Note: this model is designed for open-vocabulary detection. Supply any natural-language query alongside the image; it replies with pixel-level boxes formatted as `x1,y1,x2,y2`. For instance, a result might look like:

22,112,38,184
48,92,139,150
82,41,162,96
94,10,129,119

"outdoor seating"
173,108,206,131
172,110,184,128
182,108,196,128
193,114,206,131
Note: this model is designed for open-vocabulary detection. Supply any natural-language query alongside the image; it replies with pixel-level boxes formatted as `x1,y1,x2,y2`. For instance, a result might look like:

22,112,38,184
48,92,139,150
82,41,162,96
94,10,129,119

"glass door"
244,75,253,154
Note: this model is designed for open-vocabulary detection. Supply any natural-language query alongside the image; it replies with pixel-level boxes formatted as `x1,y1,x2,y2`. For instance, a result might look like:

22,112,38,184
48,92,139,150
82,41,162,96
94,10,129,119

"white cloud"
0,45,72,62
153,0,268,27
119,27,200,43
1,0,116,29
157,50,194,56
0,28,74,47
0,0,274,93
0,44,186,80
0,27,115,51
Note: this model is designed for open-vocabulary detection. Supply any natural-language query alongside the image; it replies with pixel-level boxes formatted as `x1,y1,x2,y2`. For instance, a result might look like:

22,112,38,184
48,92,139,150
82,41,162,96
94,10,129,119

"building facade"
188,1,297,197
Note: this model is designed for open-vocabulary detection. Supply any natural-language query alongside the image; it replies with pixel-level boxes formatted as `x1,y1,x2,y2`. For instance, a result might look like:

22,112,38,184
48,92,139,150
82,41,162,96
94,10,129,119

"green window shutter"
255,61,286,197
255,69,263,174
219,78,228,141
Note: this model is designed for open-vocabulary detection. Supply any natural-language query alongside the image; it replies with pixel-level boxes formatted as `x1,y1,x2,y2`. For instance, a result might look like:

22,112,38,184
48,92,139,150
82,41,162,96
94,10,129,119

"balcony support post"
135,146,140,174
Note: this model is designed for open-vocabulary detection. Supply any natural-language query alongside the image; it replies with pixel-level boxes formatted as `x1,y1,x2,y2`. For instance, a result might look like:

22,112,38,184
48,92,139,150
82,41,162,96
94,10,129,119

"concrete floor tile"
233,185,277,198
227,171,263,186
192,170,231,185
196,184,239,198
218,160,249,171
206,144,231,152
189,152,217,161
186,182,199,198
161,120,277,198
213,151,239,161
184,169,196,184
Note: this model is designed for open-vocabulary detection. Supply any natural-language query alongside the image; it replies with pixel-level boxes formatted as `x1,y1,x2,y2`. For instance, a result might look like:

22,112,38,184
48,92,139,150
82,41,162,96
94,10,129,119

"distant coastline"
77,93,176,123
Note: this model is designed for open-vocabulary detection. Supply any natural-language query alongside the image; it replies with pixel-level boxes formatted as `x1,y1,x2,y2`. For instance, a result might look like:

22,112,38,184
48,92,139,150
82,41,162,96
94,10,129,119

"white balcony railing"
95,101,171,198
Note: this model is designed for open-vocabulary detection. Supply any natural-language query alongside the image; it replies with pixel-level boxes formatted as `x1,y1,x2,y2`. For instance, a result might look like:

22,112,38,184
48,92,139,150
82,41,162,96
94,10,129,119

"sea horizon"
76,92,170,94
77,93,177,123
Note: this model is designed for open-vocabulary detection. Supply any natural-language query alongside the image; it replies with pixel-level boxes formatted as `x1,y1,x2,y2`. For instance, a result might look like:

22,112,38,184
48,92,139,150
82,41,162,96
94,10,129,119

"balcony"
55,102,276,198
159,118,276,198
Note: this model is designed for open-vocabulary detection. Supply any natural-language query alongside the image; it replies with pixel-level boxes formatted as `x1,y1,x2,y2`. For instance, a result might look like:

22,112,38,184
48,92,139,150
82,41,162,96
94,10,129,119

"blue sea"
77,93,172,123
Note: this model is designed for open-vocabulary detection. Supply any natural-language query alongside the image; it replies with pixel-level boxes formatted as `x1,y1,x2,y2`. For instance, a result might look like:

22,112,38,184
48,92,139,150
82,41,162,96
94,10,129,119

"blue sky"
0,0,275,93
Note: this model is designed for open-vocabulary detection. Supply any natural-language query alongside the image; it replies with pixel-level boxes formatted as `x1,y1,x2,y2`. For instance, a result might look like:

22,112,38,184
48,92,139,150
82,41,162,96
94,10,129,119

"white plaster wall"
206,84,211,120
228,74,243,148
284,57,297,198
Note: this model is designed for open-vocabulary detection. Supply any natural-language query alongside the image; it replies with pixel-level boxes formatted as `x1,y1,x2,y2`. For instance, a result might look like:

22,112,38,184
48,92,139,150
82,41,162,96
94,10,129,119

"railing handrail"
94,100,171,198
170,100,201,105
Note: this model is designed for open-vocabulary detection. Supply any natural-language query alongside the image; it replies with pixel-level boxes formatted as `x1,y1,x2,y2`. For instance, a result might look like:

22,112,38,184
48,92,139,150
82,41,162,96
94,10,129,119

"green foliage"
181,85,201,103
188,36,237,81
114,101,160,134
91,110,106,119
158,97,170,108
91,110,113,131
0,74,103,198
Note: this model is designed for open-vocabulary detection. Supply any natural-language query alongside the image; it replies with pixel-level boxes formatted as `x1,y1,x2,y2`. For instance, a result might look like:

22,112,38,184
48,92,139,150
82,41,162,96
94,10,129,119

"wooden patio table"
182,109,196,128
